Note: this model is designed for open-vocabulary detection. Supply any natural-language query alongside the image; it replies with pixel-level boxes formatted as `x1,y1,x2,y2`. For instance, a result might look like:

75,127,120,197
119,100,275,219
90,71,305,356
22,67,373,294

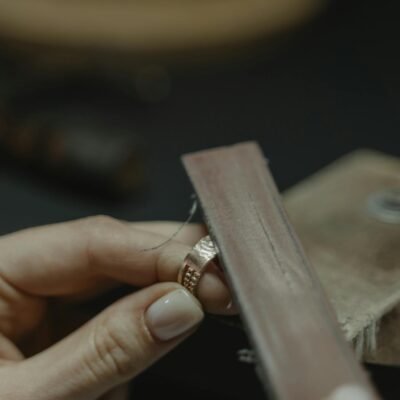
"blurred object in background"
0,73,147,198
0,0,327,68
0,0,327,200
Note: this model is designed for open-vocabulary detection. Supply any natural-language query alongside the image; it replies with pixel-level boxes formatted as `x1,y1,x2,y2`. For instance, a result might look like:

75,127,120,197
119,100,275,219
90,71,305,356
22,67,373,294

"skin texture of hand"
0,216,236,400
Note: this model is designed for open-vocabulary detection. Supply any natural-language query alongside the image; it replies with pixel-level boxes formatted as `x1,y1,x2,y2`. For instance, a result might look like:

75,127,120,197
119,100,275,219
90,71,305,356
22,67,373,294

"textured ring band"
178,235,218,295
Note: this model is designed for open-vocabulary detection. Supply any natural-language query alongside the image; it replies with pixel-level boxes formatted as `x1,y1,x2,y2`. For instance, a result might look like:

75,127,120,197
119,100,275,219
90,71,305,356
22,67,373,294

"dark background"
0,0,399,398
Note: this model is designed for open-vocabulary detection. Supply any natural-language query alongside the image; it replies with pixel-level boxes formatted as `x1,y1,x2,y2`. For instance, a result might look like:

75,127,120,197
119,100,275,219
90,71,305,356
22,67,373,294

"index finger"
0,216,234,314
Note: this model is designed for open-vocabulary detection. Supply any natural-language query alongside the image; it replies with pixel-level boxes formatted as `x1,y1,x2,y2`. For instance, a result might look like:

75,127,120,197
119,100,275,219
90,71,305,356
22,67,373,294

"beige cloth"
284,150,400,365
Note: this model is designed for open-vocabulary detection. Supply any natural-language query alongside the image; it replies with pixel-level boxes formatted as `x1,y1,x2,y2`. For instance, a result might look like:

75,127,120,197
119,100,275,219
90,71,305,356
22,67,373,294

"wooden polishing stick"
182,142,380,400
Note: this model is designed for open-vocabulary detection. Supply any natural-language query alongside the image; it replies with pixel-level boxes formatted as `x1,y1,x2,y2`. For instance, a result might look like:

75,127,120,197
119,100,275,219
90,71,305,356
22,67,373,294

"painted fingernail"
145,289,204,341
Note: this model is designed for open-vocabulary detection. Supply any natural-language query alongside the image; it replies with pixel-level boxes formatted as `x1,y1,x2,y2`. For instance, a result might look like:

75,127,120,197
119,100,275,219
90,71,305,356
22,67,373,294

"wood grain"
182,142,380,400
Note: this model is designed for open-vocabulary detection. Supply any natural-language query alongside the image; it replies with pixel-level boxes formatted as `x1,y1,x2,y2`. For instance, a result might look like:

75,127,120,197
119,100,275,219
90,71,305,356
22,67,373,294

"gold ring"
178,235,219,295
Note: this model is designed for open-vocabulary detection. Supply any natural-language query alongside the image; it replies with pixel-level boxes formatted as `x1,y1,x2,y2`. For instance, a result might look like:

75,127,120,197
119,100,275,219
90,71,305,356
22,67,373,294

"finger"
10,283,203,400
0,276,47,341
55,222,205,303
130,222,207,245
0,217,196,292
0,216,235,315
131,222,236,315
0,334,24,362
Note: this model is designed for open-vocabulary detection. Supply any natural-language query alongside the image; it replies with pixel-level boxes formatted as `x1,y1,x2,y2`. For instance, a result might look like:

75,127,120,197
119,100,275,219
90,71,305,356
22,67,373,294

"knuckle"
74,215,129,270
88,316,137,381
0,365,33,400
156,246,184,281
79,215,124,233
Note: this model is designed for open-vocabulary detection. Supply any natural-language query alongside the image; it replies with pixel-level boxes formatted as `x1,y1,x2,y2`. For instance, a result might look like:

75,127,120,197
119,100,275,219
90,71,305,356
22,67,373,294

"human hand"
0,216,235,400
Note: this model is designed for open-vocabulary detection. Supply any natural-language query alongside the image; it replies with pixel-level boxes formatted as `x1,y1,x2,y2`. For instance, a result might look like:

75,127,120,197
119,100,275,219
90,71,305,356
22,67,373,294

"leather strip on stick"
182,142,380,400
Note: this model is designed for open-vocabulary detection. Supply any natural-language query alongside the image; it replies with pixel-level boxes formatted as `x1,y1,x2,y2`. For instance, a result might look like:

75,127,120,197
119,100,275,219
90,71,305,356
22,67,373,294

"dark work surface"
0,0,399,398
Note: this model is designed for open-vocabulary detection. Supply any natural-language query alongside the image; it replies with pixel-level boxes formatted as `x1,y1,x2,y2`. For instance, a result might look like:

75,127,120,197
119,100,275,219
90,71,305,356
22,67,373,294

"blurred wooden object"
183,142,379,400
284,150,400,366
0,0,326,66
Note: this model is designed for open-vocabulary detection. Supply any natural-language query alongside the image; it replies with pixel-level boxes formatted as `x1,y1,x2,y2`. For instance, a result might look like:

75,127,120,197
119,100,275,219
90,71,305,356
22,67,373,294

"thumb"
12,283,204,400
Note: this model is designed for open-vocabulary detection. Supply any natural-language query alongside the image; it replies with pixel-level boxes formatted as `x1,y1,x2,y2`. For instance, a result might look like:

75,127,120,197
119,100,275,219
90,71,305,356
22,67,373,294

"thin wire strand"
141,196,198,252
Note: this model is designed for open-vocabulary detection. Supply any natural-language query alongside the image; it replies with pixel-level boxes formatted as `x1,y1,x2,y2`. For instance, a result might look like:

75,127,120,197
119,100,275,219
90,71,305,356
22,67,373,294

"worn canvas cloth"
284,150,400,365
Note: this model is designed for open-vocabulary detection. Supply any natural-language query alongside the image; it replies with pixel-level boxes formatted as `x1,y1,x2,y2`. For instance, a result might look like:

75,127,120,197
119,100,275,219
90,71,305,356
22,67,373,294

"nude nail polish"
145,289,204,341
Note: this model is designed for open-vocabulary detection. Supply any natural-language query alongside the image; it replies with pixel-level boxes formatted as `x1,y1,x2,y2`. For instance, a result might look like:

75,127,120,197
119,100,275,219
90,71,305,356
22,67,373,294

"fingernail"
145,289,204,341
